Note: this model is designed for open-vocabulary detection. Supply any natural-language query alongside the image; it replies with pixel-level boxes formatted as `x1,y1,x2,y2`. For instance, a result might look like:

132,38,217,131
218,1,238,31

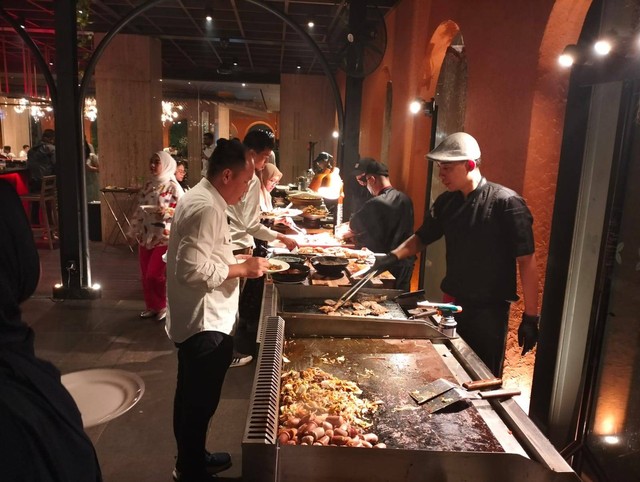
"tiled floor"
23,243,254,481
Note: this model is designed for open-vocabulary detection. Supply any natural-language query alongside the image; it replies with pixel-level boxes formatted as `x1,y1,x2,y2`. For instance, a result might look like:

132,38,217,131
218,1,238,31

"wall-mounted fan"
326,2,387,78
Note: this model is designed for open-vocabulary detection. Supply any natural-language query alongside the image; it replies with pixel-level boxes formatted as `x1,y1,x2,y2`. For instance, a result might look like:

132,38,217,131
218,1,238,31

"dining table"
0,165,29,195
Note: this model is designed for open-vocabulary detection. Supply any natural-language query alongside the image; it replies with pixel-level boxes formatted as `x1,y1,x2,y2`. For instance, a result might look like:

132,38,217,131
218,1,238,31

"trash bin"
88,201,102,241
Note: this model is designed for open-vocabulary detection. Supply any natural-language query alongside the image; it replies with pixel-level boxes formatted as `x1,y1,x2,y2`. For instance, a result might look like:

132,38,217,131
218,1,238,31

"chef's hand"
518,313,539,355
373,253,398,273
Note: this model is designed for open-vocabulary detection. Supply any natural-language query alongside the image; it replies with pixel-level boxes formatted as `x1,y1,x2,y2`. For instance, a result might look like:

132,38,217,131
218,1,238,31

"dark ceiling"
0,0,397,110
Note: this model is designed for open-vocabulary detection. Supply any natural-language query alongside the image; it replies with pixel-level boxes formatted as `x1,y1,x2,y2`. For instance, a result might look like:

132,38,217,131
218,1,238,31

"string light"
14,98,28,113
84,97,98,122
161,101,179,124
30,105,45,119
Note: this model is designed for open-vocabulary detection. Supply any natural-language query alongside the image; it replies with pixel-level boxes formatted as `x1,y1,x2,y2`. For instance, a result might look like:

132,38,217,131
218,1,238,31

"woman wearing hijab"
0,180,102,481
258,161,301,234
129,151,184,322
258,161,282,212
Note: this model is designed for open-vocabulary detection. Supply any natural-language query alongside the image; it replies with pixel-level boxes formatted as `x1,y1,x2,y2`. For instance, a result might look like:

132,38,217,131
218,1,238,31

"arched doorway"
422,31,467,302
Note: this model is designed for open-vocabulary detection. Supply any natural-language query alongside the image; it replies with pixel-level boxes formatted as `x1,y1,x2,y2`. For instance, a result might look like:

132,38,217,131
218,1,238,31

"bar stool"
20,175,58,249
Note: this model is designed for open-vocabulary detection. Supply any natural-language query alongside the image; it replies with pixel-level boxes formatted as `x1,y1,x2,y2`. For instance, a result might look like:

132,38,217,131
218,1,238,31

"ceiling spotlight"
204,6,213,22
242,83,246,87
332,130,339,139
296,61,302,70
558,44,579,68
594,38,612,56
603,435,620,445
232,57,239,66
308,18,315,28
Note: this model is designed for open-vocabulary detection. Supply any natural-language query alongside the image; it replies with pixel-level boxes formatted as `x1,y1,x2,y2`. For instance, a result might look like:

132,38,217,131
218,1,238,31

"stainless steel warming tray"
264,283,449,340
243,283,579,482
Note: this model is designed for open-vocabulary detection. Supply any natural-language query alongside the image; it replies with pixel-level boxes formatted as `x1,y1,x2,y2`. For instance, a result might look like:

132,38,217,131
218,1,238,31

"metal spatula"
424,387,521,414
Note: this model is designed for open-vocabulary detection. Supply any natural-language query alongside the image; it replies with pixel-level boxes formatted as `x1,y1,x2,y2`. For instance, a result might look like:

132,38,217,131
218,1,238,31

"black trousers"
454,301,511,377
173,331,233,478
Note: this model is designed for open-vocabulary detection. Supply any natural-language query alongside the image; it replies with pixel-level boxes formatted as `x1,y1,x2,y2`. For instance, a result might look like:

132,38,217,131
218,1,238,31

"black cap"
353,158,389,177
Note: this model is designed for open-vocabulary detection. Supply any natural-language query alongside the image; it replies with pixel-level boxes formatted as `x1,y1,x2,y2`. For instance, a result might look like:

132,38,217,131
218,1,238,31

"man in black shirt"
26,129,56,225
345,158,415,291
374,132,539,376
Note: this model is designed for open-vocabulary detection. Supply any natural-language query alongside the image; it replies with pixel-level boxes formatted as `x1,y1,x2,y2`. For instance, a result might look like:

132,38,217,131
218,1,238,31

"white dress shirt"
165,177,239,343
201,145,214,177
226,173,278,250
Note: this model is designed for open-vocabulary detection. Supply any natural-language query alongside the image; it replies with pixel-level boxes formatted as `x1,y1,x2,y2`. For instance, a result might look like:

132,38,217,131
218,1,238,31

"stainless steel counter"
243,282,579,482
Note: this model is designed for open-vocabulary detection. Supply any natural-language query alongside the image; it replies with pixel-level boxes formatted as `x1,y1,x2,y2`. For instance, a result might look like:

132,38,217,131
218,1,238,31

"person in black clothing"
26,129,56,224
374,132,540,377
0,180,102,482
345,158,415,292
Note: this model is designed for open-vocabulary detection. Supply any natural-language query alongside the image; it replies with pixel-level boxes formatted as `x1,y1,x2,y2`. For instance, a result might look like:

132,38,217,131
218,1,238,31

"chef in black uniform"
345,158,415,292
374,133,540,377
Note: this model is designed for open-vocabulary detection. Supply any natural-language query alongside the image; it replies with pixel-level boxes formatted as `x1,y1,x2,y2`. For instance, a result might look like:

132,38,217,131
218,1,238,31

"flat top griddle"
282,337,503,453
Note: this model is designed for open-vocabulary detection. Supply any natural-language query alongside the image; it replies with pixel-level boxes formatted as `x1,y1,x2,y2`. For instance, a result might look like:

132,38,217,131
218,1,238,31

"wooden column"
94,34,162,243
279,73,337,183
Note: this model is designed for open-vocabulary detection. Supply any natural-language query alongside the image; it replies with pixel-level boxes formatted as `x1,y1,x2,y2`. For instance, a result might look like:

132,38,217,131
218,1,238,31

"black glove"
518,313,539,355
373,253,399,273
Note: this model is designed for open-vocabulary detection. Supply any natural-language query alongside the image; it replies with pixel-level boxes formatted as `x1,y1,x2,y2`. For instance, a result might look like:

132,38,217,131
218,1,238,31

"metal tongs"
331,266,380,311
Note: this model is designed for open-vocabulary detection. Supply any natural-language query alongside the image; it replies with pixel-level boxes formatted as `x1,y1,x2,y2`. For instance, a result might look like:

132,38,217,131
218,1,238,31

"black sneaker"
173,452,231,481
204,452,232,473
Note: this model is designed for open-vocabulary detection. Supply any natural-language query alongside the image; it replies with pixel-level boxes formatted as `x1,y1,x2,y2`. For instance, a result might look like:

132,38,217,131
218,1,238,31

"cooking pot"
288,192,324,209
270,254,307,265
310,256,349,277
271,263,310,283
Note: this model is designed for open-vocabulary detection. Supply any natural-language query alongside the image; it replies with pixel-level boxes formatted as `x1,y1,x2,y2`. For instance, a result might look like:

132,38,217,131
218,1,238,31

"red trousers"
139,245,168,312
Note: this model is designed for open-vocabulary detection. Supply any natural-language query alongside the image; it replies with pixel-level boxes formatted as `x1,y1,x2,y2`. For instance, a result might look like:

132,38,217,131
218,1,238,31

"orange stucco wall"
357,0,591,382
230,112,279,141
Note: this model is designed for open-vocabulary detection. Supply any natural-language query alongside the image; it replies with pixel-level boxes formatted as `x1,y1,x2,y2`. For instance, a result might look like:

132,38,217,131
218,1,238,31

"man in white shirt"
226,130,297,253
166,138,269,482
226,130,298,368
201,132,214,177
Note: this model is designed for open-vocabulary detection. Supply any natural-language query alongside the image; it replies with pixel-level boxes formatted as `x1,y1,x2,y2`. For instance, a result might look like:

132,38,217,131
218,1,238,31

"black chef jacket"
349,186,415,291
349,186,415,259
415,178,534,304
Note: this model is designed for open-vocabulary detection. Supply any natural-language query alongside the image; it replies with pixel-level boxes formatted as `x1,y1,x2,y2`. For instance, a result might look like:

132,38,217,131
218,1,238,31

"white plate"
266,259,290,273
61,368,145,428
260,208,303,219
140,205,157,213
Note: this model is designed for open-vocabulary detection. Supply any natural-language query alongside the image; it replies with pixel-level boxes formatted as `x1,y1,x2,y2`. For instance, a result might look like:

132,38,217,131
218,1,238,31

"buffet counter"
242,282,579,482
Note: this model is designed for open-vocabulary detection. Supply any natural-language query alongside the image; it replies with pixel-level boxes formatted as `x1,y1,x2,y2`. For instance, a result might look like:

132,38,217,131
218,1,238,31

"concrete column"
215,105,230,141
94,33,162,243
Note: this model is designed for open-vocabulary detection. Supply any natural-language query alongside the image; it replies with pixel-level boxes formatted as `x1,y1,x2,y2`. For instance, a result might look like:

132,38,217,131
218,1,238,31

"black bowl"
310,256,349,277
271,263,310,283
